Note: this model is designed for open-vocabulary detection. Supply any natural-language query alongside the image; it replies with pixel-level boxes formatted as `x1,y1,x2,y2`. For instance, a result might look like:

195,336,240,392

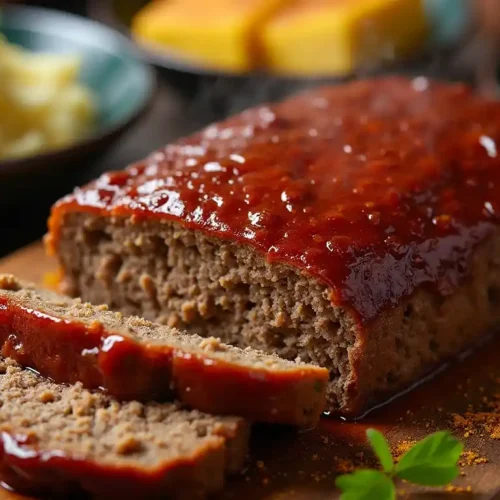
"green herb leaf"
336,469,396,500
395,431,463,486
366,428,394,473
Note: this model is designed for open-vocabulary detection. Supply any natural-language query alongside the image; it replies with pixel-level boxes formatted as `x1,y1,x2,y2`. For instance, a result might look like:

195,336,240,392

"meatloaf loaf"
0,274,327,426
0,357,249,499
47,77,500,416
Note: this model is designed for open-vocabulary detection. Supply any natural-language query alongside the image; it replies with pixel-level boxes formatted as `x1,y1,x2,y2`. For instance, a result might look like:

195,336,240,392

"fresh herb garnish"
336,469,395,500
336,429,463,500
366,428,394,473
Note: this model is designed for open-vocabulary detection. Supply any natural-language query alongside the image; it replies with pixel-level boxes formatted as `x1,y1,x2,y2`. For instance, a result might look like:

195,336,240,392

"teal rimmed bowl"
0,5,155,196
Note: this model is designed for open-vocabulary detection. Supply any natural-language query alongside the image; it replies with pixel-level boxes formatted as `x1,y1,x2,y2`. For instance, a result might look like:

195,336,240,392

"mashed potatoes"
0,37,95,160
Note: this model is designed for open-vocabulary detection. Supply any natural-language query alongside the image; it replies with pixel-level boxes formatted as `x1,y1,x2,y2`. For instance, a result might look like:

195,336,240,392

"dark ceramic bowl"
0,5,155,200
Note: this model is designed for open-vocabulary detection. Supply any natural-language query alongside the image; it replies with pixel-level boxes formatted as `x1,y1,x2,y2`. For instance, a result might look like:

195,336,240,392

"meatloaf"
47,77,500,416
0,274,327,426
0,357,249,499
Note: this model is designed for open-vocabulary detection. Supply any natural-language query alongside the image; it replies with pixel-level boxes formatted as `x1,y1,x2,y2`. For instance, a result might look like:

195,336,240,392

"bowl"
0,5,156,200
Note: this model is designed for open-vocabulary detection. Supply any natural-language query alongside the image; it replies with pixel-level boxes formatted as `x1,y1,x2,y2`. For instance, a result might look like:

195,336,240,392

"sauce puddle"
220,333,500,499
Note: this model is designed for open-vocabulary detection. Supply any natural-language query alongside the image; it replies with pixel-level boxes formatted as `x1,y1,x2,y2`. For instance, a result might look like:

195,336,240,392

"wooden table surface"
1,243,500,499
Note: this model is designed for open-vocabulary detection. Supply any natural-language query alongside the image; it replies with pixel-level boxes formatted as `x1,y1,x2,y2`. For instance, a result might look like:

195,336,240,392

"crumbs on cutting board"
332,457,356,474
445,485,473,493
451,392,500,440
458,450,489,467
244,372,500,495
392,440,416,461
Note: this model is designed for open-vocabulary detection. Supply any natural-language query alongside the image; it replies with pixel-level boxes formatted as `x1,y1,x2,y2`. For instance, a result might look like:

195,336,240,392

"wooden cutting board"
1,243,500,500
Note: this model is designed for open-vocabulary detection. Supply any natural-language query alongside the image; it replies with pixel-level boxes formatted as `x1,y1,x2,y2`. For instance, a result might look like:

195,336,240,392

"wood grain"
1,243,500,499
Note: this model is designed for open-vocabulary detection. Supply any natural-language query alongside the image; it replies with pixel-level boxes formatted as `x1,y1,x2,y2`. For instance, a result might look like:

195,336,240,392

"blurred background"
0,0,496,258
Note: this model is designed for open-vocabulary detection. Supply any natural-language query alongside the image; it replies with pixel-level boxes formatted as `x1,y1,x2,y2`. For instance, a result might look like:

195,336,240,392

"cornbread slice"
0,358,249,499
260,0,428,76
131,0,289,72
0,274,328,426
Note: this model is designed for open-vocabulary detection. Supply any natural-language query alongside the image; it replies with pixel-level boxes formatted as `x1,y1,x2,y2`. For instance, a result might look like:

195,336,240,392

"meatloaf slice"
0,357,249,499
47,77,500,416
0,274,327,426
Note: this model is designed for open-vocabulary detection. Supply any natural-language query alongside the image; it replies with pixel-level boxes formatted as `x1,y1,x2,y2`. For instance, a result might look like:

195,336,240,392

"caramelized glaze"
4,333,500,499
48,78,500,323
0,297,327,425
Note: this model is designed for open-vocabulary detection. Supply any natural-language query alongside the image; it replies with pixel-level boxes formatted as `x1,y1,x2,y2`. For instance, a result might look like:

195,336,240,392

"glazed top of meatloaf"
47,77,500,323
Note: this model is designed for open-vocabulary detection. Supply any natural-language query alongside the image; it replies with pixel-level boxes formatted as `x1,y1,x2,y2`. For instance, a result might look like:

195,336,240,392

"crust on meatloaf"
46,78,500,415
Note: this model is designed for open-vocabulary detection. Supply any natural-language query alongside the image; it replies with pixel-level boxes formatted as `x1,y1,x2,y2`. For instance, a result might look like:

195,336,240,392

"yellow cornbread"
260,0,428,77
132,0,290,72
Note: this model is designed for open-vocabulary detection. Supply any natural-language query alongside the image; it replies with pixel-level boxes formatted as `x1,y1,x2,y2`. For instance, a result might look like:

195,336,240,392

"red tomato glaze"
48,78,500,323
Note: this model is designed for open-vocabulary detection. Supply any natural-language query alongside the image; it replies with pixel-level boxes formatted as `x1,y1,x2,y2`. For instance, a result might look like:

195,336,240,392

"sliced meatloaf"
0,357,249,499
46,77,500,416
0,274,327,426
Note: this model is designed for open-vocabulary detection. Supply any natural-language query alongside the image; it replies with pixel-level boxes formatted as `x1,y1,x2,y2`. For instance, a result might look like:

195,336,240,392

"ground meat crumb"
95,255,119,284
199,337,222,352
197,297,214,319
139,273,157,298
273,311,287,328
181,301,198,323
68,305,94,318
163,283,175,299
115,435,143,455
128,316,154,328
116,268,133,283
218,276,234,289
167,313,180,328
47,299,68,307
217,295,231,310
220,250,236,267
39,391,55,403
0,274,20,291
